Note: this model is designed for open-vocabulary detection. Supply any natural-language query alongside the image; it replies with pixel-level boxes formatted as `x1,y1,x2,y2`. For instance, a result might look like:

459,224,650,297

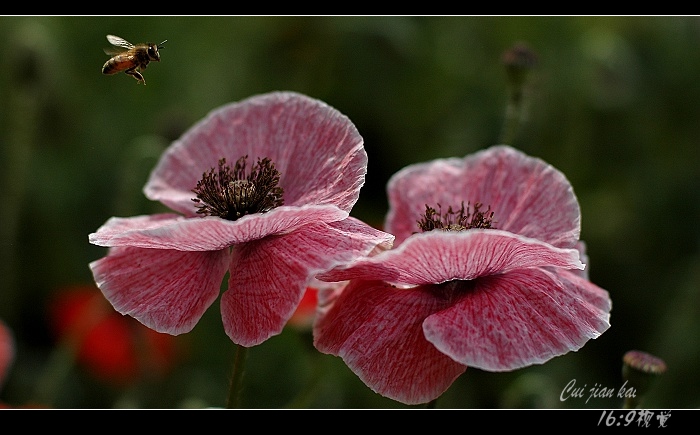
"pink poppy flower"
314,145,612,405
89,92,393,347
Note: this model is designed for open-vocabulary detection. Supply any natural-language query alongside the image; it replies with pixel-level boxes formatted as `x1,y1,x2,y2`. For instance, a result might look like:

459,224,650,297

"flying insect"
102,34,167,85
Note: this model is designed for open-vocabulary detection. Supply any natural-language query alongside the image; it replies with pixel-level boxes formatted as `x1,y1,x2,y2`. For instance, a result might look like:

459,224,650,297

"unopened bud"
621,350,667,408
502,41,539,89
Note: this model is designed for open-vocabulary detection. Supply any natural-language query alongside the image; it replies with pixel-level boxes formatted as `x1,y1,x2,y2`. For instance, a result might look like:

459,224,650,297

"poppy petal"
318,229,582,285
144,92,366,216
386,145,580,248
88,206,348,251
89,246,230,335
314,280,466,405
423,268,611,371
221,218,394,347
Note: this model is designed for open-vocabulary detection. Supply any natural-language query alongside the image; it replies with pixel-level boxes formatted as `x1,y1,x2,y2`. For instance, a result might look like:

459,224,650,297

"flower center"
417,201,495,232
191,156,284,220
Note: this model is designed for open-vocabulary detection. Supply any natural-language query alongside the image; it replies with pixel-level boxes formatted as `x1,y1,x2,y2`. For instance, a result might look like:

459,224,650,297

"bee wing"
104,46,126,56
106,35,135,49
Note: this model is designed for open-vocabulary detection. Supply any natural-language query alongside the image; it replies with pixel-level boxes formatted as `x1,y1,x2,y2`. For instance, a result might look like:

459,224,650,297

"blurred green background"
0,15,698,409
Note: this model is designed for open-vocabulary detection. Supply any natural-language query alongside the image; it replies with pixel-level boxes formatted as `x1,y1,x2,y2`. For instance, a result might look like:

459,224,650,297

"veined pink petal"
423,268,611,371
144,92,367,216
221,218,394,347
313,280,467,405
317,229,583,285
0,319,14,388
385,145,580,248
88,206,348,251
571,241,590,279
556,268,612,313
89,246,230,335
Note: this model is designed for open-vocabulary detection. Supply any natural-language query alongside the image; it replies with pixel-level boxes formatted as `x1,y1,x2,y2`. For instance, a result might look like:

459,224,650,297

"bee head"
148,40,167,61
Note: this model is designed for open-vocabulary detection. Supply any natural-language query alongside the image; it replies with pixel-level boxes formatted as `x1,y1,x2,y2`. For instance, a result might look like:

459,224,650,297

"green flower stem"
498,42,538,146
499,90,525,145
226,343,248,408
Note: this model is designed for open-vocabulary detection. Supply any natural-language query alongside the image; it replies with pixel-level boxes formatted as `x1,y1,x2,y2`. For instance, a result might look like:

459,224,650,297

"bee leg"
125,67,146,85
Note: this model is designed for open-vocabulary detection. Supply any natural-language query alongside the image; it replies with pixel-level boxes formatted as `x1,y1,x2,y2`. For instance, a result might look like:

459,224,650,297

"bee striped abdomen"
102,55,132,75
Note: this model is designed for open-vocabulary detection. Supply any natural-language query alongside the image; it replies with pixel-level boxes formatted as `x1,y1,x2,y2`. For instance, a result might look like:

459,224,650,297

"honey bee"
102,35,167,85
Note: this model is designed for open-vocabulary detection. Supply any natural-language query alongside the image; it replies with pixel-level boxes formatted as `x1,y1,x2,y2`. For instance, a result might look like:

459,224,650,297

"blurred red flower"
287,287,319,330
48,285,181,386
0,318,14,390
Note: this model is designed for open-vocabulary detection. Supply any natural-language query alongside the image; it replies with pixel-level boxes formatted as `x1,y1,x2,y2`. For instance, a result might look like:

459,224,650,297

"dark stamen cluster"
192,156,284,220
417,201,495,232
